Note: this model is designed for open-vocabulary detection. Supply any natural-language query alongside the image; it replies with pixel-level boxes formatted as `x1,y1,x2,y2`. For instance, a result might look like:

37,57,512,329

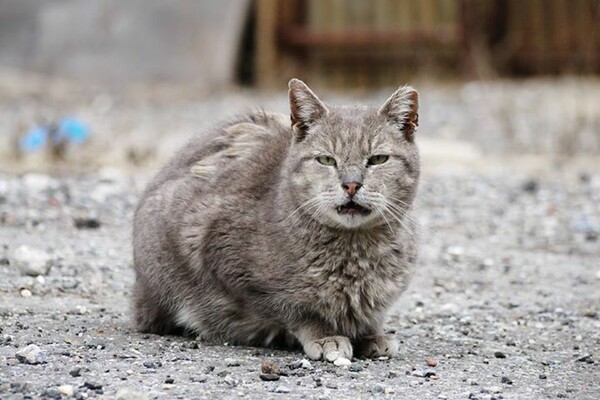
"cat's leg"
132,278,179,335
353,330,399,359
293,325,353,362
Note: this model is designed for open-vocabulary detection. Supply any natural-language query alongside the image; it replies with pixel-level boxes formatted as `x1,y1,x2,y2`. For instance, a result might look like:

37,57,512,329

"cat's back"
133,110,291,256
145,110,291,196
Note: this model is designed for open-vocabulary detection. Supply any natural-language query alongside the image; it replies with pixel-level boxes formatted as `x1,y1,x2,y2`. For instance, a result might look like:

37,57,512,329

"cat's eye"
316,155,337,166
367,155,389,166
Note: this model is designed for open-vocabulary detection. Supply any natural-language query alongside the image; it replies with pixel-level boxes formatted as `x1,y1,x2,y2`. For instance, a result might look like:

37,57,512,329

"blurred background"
0,0,599,174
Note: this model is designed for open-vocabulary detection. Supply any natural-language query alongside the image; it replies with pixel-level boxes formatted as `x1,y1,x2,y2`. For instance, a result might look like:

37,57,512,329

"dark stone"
202,365,215,374
43,388,61,399
494,351,507,359
259,373,280,381
349,364,364,372
501,377,513,385
576,355,594,364
74,218,101,229
143,361,161,369
522,179,539,193
69,367,82,377
190,375,208,383
82,381,103,390
165,378,174,384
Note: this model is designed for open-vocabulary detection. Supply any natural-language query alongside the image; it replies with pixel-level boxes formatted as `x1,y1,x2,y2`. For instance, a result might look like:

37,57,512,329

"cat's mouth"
336,201,371,216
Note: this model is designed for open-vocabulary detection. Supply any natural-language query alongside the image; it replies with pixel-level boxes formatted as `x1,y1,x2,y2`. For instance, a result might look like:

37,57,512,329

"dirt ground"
0,75,599,399
0,159,598,400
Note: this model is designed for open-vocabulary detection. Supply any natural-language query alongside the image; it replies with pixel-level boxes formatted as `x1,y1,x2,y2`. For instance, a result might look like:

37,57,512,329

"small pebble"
522,179,539,193
333,357,351,367
426,358,438,367
115,388,149,400
20,288,32,297
300,359,312,369
202,365,215,374
494,351,506,359
324,381,338,389
57,385,74,397
259,374,280,381
274,385,291,393
260,359,280,375
15,344,46,364
225,358,241,367
501,376,513,385
83,381,103,390
74,217,101,229
349,363,364,372
190,375,208,383
69,367,82,377
12,245,52,276
44,388,61,399
388,370,401,378
486,386,502,394
446,245,465,260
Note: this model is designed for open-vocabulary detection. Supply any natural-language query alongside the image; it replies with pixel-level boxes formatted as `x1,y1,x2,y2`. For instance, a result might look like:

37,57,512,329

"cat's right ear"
288,79,329,141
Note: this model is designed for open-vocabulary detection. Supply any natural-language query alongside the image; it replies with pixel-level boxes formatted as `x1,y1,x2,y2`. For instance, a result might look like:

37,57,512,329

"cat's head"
284,78,419,230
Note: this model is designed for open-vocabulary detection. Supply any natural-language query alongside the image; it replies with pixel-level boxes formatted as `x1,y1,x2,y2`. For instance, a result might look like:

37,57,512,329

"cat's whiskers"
380,203,415,235
374,208,396,236
382,201,424,233
364,192,424,236
281,197,323,224
383,195,428,235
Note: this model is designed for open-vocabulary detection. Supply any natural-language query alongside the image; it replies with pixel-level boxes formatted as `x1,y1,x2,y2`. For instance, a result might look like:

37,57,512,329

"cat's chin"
322,207,378,230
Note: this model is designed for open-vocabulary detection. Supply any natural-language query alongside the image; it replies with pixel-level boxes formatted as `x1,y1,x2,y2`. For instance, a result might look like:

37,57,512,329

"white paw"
303,335,353,362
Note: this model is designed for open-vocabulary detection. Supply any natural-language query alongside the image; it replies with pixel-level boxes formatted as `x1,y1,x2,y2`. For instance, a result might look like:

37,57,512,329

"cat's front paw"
303,335,353,362
354,335,398,358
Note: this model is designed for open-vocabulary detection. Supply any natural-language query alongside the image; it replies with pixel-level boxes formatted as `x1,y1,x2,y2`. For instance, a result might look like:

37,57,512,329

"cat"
132,79,420,362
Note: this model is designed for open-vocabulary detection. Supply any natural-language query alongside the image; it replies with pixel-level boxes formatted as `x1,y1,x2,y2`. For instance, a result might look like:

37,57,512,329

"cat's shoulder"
189,110,290,180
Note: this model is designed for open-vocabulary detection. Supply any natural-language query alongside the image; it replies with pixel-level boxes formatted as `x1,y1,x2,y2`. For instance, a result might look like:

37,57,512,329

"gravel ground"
0,164,599,400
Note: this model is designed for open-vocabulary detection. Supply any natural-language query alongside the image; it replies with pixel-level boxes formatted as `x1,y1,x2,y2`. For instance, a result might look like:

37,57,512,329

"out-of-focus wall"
0,0,250,89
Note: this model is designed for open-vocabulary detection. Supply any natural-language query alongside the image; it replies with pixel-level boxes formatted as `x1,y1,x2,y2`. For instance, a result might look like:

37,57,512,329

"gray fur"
132,79,420,361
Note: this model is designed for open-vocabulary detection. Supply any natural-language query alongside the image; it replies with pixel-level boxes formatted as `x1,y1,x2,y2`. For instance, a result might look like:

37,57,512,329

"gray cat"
132,79,420,362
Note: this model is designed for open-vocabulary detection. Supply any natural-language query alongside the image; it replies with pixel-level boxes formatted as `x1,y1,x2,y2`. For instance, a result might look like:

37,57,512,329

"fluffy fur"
132,79,420,361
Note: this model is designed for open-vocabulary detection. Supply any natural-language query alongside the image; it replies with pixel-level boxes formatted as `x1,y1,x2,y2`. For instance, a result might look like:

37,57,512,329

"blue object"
20,126,48,152
21,117,90,153
55,117,90,144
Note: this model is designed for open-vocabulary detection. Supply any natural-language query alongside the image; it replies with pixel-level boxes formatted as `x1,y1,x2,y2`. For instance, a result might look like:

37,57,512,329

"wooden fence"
254,0,600,88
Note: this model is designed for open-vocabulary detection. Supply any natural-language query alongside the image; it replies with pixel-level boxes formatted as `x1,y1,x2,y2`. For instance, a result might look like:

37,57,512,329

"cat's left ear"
378,86,419,141
288,78,329,141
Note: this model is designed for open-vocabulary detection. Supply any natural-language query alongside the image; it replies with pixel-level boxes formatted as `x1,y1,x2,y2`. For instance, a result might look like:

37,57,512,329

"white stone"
333,357,351,367
12,245,52,276
57,385,74,397
446,245,465,260
300,359,312,369
15,344,46,364
115,388,149,400
21,173,57,192
20,289,32,297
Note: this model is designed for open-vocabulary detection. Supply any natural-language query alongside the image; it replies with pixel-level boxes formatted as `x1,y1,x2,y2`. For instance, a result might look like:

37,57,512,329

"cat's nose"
342,181,362,197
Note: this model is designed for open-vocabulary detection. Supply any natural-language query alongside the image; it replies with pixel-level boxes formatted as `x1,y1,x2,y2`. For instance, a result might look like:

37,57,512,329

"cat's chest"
302,243,408,332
